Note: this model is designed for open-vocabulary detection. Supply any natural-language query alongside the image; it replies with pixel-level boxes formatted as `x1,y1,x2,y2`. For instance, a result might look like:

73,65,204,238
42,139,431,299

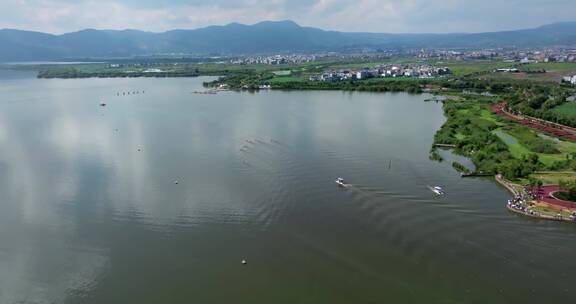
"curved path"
493,102,576,141
538,185,576,210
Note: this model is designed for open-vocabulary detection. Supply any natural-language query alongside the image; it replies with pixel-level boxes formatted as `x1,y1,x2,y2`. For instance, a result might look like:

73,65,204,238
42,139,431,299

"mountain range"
1,20,576,62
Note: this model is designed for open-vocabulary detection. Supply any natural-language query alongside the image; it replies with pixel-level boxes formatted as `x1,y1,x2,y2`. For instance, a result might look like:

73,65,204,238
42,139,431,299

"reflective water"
0,74,575,303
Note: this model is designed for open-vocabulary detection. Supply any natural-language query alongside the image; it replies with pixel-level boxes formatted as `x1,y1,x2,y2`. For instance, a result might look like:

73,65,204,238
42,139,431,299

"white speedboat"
429,186,445,195
335,177,348,187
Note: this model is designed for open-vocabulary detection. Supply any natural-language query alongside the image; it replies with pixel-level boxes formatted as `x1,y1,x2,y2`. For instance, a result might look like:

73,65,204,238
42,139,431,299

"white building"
496,68,519,73
356,71,372,80
563,75,576,85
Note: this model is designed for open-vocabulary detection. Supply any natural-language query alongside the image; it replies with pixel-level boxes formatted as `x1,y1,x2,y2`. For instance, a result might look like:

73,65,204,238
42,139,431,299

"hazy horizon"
2,19,576,36
1,0,575,35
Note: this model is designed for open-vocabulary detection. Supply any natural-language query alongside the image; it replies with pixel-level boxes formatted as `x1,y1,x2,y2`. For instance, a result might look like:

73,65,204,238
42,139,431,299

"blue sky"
0,0,575,34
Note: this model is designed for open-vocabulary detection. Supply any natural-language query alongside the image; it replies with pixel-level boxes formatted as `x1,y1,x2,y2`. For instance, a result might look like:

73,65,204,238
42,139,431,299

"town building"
311,64,451,82
562,75,576,85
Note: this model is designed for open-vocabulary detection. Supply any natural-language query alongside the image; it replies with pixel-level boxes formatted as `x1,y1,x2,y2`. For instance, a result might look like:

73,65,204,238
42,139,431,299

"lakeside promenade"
495,175,576,222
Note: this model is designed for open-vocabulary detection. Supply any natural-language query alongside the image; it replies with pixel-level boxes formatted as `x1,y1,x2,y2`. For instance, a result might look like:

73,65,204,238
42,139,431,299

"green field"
494,129,559,165
552,101,576,117
486,62,576,83
28,61,319,78
529,172,576,185
530,205,574,218
442,61,514,76
272,70,292,76
522,62,576,73
493,127,576,166
268,76,306,83
480,108,504,124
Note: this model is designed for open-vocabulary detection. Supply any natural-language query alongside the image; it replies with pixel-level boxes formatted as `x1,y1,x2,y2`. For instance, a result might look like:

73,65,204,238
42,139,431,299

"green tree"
559,179,576,201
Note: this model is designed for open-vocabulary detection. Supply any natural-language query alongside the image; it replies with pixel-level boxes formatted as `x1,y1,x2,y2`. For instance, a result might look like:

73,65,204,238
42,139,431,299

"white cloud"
0,0,283,33
0,0,574,33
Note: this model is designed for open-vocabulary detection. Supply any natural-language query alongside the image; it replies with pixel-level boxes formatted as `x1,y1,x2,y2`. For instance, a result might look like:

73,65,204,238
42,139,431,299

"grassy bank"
432,94,576,180
432,96,519,177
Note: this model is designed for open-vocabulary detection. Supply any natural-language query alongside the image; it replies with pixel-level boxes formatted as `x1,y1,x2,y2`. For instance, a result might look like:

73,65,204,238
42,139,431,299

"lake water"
0,74,575,303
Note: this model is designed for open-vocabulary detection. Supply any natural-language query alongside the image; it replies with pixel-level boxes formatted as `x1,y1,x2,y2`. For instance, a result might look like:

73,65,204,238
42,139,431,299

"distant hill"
1,20,576,61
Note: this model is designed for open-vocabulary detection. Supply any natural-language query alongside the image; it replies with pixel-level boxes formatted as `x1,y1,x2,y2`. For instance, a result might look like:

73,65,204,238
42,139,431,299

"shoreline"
505,204,568,221
495,174,576,223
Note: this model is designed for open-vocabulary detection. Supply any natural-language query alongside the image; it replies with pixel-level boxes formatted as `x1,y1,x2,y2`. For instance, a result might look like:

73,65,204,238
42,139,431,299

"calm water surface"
0,73,575,303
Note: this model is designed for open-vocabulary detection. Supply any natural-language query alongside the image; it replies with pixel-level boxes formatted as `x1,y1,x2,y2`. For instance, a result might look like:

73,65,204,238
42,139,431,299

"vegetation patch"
530,172,576,186
508,85,576,127
269,76,305,83
522,62,576,73
558,179,576,201
505,126,560,154
452,161,471,174
552,101,576,118
442,61,513,77
530,205,574,218
554,191,576,202
433,98,522,178
493,126,576,170
272,70,292,76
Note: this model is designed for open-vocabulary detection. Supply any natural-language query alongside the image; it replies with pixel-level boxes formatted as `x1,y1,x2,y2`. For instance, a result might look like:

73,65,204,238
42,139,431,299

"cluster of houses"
414,49,499,60
562,75,576,85
408,48,576,63
310,65,451,82
231,54,316,65
502,51,576,63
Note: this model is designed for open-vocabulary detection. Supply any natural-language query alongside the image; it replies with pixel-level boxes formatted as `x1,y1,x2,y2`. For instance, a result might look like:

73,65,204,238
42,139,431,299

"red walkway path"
492,102,576,141
536,185,576,210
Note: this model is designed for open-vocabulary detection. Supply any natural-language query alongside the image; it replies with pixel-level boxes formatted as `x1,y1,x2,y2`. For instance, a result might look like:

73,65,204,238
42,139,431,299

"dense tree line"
268,80,424,93
506,86,576,127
